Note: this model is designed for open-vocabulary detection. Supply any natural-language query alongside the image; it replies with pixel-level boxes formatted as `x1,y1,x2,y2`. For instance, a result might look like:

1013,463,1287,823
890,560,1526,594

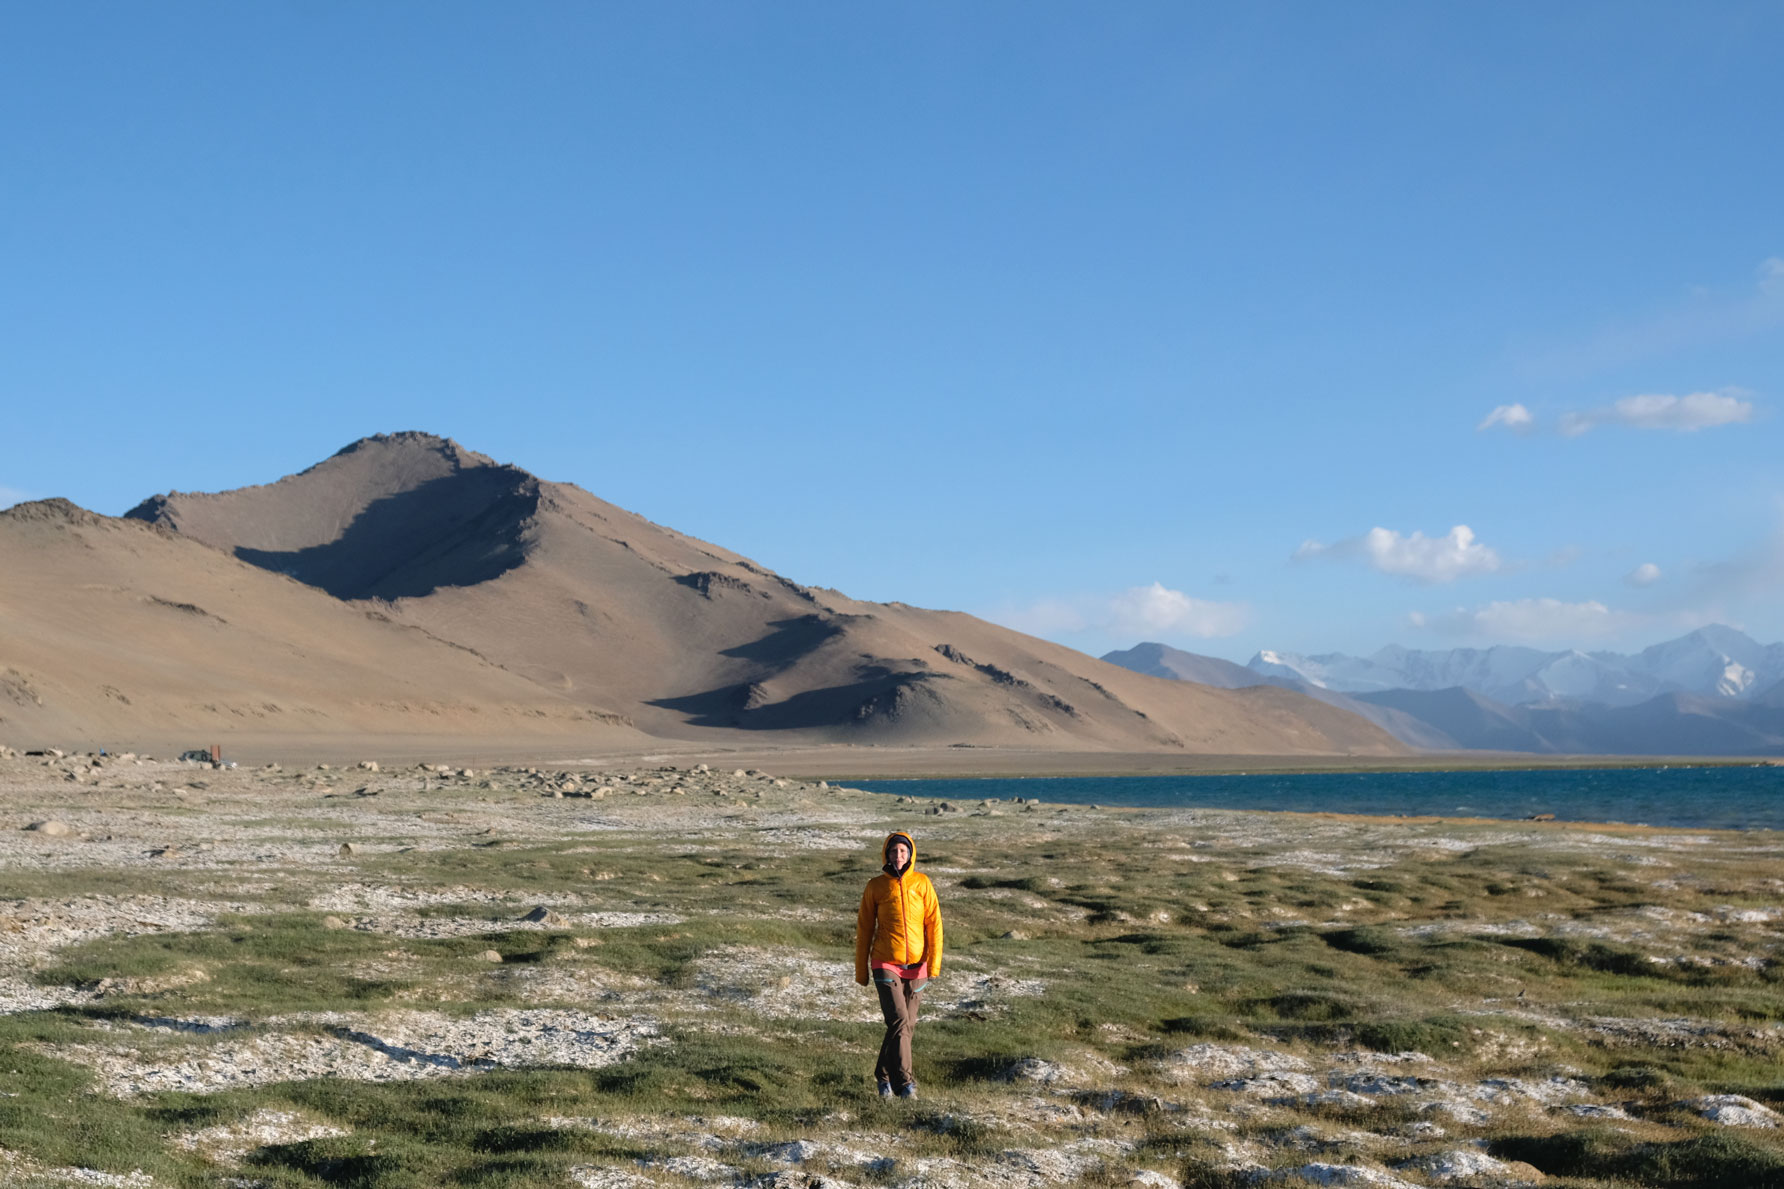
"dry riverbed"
2,746,1782,1188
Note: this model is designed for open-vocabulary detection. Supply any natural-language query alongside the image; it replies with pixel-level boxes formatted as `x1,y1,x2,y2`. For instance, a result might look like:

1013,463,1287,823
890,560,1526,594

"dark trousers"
874,976,925,1087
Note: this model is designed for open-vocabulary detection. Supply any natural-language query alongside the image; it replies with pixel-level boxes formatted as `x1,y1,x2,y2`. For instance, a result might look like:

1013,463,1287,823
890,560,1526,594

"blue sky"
3,3,1780,661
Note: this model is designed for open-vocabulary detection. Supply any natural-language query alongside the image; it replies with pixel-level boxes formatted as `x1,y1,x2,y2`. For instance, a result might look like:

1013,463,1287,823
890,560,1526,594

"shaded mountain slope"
125,433,1402,755
0,498,641,748
1522,693,1784,757
1353,687,1554,753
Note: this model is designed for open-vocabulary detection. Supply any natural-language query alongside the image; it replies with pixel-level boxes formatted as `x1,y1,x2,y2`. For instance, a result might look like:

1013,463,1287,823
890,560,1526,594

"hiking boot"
897,1082,917,1100
877,1079,893,1098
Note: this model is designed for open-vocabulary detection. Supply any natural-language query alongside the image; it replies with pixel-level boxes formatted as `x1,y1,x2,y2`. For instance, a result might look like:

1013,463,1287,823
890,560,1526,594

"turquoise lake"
853,765,1784,831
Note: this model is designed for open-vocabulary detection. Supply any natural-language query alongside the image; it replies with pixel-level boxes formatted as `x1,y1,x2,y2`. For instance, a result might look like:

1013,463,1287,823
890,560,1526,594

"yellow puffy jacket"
856,831,943,985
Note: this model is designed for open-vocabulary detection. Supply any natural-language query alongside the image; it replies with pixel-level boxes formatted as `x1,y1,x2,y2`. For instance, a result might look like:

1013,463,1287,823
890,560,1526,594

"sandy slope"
0,498,647,752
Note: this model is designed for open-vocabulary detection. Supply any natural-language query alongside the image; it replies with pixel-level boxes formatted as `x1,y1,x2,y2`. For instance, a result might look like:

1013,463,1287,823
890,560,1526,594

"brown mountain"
0,497,643,753
116,432,1402,756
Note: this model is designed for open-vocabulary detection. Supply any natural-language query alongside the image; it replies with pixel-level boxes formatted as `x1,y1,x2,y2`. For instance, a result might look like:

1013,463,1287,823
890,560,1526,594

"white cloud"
1624,562,1662,587
1476,403,1534,433
1559,390,1756,436
993,582,1250,641
1418,597,1637,643
1106,582,1250,637
1294,525,1502,584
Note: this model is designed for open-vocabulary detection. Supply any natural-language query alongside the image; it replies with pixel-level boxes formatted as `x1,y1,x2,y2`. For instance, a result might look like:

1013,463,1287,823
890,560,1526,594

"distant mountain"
1105,638,1784,757
1635,625,1784,700
1247,629,1784,708
1100,643,1259,688
1100,642,1467,751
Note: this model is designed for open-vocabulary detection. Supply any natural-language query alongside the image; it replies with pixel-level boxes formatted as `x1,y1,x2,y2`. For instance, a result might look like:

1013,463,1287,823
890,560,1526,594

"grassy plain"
2,750,1783,1188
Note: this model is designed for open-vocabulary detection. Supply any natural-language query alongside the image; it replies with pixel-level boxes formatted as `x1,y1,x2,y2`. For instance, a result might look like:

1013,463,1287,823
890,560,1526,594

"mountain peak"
1681,624,1761,653
123,433,541,600
327,431,498,472
0,497,103,526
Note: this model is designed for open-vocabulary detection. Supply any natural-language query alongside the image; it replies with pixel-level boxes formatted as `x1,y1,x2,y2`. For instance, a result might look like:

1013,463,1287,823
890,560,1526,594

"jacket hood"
882,831,916,873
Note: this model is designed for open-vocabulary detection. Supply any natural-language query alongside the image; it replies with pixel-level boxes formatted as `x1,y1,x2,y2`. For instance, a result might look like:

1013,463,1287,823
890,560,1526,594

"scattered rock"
1004,1057,1072,1083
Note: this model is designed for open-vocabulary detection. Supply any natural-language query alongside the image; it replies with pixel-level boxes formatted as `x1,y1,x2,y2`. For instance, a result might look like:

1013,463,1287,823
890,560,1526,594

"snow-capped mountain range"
1103,627,1784,756
1245,625,1784,708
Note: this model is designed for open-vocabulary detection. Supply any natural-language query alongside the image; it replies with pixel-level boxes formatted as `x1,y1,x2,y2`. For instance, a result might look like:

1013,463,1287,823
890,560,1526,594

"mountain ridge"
1104,639,1784,756
10,432,1400,757
1245,629,1784,707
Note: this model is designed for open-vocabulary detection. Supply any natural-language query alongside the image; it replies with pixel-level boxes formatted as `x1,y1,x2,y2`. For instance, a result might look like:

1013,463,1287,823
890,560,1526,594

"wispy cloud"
993,582,1250,641
1624,562,1662,588
1411,597,1639,643
1683,513,1784,609
1477,390,1758,438
1294,525,1502,584
1521,256,1784,378
1559,390,1755,436
1476,403,1534,434
0,485,32,510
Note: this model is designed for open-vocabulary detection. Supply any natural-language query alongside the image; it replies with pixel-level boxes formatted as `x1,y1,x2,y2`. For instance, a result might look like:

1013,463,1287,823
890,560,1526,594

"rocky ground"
2,744,1782,1188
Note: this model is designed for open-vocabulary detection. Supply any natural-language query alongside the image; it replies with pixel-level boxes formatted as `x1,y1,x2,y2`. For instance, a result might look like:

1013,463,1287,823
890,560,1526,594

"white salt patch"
1695,1095,1780,1127
1262,1163,1422,1188
51,1008,660,1097
1213,1071,1321,1096
568,1168,661,1189
1155,1043,1309,1083
172,1108,349,1164
1403,1149,1539,1184
0,1148,155,1186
